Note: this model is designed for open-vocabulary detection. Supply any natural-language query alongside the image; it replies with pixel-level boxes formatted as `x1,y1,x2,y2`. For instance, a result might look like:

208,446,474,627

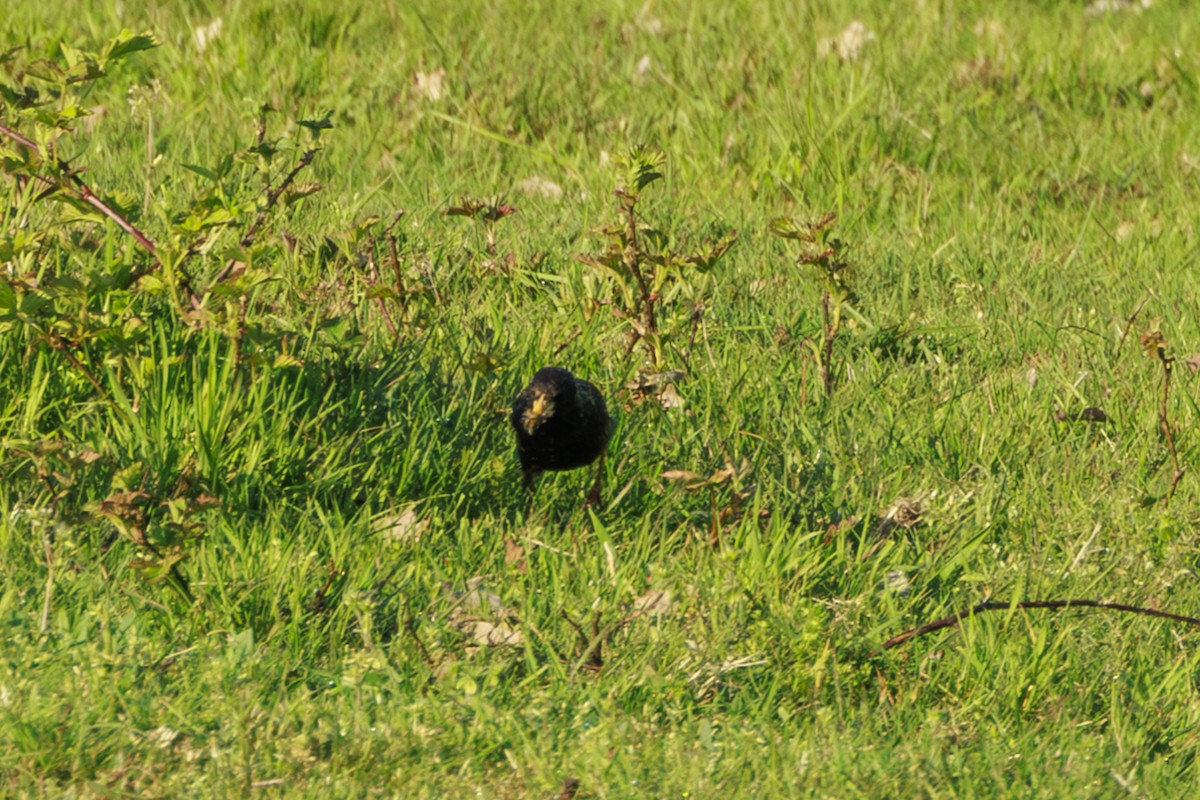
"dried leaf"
517,175,564,200
443,576,506,613
467,619,524,646
375,507,428,543
627,369,685,396
874,495,926,536
413,68,447,102
658,384,685,409
662,469,704,482
631,589,672,618
1055,407,1108,423
504,536,527,573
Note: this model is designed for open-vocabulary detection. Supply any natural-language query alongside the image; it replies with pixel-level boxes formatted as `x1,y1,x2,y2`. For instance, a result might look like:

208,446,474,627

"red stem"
0,121,159,259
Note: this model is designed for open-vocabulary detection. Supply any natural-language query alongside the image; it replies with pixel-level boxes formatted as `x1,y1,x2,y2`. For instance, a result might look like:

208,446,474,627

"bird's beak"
522,392,554,434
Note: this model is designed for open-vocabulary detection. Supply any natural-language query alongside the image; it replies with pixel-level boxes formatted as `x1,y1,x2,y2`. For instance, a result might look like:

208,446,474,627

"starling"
510,366,613,505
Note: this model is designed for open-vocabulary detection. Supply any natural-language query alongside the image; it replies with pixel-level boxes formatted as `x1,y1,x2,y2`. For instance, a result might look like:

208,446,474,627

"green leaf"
23,59,66,82
18,288,53,315
200,208,236,227
60,43,105,81
181,162,219,183
104,31,161,62
283,182,323,204
768,217,811,241
298,112,334,131
272,353,304,369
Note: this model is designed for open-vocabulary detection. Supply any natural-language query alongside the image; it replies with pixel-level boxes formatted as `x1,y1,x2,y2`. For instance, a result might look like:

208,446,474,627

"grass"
3,0,1200,796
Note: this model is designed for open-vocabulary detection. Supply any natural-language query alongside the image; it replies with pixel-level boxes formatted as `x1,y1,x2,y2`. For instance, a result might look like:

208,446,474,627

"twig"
207,147,318,288
820,291,835,396
0,121,160,259
1154,346,1184,507
45,334,114,404
385,211,408,320
682,303,704,368
552,328,582,358
883,599,1200,650
40,529,54,634
1114,295,1149,362
618,189,656,346
404,609,439,670
232,294,248,368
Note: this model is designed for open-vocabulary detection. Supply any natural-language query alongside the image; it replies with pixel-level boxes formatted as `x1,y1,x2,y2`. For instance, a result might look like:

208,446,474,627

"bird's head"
521,388,556,434
518,367,575,434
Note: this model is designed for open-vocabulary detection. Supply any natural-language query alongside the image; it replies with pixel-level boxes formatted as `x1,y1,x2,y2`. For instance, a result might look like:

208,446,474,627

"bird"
510,366,614,507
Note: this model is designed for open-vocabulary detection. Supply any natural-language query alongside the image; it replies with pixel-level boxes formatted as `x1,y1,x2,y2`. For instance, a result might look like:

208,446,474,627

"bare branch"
884,599,1200,650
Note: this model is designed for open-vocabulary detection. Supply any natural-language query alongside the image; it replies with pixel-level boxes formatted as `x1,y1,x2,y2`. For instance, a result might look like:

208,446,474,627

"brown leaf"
504,537,527,573
626,369,685,398
874,495,927,536
662,469,704,483
1140,329,1167,358
375,507,428,543
1055,407,1108,424
658,384,685,409
557,777,581,800
631,589,672,618
444,576,506,613
467,619,524,646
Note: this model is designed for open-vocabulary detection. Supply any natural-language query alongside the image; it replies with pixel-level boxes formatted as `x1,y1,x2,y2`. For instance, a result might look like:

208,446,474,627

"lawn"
3,0,1200,796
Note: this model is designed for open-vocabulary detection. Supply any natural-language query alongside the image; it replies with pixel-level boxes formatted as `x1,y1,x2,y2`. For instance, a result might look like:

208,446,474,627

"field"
3,0,1200,796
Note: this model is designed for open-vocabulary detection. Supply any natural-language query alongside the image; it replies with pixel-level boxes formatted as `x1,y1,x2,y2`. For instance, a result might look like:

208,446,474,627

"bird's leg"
583,455,605,510
523,468,537,517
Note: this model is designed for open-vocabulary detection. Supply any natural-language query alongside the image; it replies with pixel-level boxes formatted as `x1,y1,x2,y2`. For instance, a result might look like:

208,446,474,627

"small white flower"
195,19,223,52
818,21,876,62
414,68,447,102
634,54,653,81
517,176,564,201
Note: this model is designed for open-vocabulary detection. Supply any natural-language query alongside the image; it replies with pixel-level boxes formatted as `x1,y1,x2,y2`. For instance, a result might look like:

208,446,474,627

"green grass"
4,0,1200,796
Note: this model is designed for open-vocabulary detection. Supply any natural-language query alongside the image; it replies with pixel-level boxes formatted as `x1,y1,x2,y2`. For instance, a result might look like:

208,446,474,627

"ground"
2,1,1200,797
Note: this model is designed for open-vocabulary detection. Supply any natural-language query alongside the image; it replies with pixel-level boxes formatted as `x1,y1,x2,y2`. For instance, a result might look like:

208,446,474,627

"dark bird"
510,366,613,506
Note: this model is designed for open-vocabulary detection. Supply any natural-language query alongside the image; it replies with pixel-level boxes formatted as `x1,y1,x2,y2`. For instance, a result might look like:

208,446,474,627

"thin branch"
208,147,318,288
45,334,113,404
552,327,583,358
883,599,1200,650
820,291,835,396
365,248,400,342
1155,348,1184,507
40,529,54,634
0,121,159,259
385,210,407,315
1114,295,1149,362
619,190,656,342
404,611,438,670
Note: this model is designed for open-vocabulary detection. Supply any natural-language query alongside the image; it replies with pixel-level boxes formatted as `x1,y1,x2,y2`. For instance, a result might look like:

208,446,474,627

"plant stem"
821,291,835,396
1157,349,1183,507
620,192,656,342
0,121,160,259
